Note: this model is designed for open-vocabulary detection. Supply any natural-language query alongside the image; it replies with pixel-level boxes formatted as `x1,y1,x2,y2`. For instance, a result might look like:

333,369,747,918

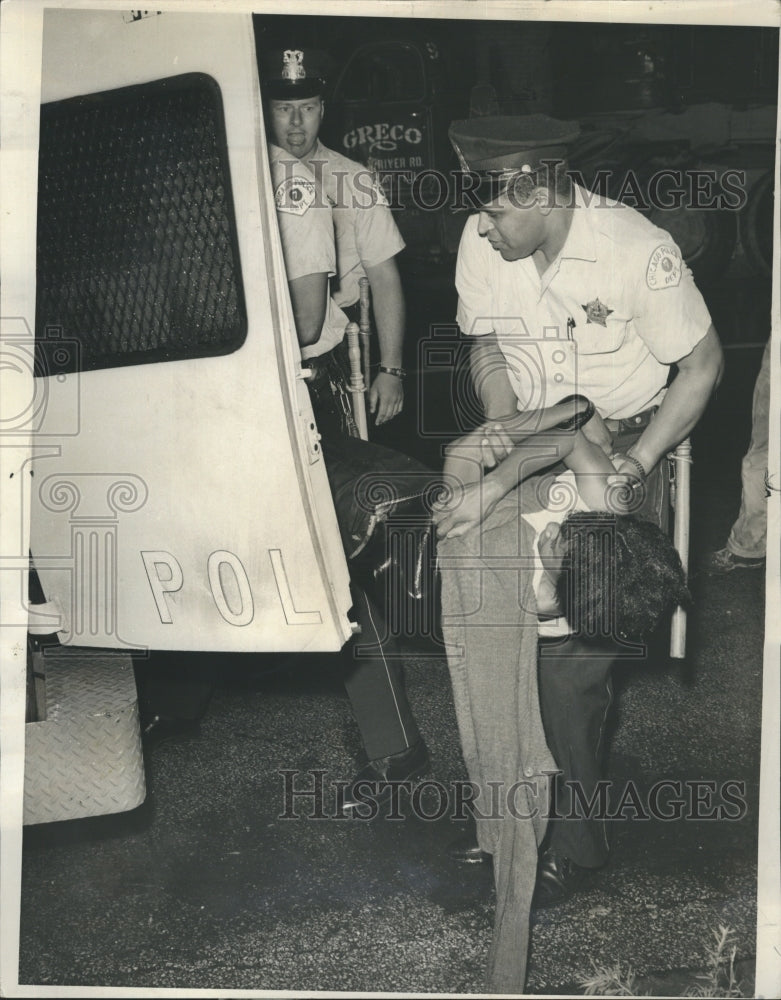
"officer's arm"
287,273,328,347
626,324,724,475
471,331,518,420
364,257,405,424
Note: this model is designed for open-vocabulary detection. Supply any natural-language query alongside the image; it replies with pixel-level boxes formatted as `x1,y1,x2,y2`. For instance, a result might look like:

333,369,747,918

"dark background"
254,16,778,113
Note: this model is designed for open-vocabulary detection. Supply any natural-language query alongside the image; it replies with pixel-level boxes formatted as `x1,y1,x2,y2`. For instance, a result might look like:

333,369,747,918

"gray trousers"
439,493,555,992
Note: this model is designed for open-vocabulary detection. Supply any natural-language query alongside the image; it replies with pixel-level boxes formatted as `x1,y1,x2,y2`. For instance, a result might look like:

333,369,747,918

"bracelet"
379,365,406,379
555,394,596,432
624,454,647,481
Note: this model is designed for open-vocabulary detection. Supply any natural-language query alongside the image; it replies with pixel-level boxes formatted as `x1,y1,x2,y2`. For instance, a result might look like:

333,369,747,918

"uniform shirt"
305,140,405,309
268,143,348,360
455,185,713,419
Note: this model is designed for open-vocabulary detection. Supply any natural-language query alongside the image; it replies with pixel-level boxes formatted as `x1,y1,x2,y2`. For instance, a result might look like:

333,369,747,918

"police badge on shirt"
275,176,316,215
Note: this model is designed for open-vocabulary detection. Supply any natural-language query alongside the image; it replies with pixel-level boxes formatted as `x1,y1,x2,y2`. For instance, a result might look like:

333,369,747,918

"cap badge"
581,298,614,327
282,50,306,81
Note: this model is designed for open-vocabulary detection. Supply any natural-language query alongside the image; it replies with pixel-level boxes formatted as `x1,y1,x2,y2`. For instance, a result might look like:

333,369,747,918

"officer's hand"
580,409,613,457
606,453,650,512
432,479,502,540
477,421,515,469
369,372,404,425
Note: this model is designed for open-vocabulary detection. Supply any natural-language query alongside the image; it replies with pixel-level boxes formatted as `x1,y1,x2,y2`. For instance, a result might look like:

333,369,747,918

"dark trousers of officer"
307,343,422,763
345,584,422,761
536,412,669,868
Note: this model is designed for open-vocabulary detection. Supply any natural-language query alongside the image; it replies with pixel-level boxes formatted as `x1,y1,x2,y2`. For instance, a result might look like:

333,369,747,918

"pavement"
17,280,770,997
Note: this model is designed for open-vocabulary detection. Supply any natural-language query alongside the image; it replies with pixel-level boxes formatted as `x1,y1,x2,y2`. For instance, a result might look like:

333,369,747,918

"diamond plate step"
24,649,146,825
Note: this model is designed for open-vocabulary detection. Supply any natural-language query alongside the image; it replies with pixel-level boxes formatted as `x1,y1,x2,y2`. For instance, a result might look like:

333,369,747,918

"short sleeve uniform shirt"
269,143,348,360
455,186,713,419
306,141,405,310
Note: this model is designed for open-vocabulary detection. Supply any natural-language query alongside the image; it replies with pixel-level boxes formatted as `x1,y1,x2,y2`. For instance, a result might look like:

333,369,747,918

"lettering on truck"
343,123,423,153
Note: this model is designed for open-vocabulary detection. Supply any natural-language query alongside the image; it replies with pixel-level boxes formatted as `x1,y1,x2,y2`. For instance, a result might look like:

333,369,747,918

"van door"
28,8,353,653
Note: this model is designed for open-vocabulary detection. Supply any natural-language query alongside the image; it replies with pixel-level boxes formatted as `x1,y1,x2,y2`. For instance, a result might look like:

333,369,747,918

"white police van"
2,5,354,824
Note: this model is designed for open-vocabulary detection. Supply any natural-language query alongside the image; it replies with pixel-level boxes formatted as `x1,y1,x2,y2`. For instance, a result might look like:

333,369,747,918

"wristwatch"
378,365,406,379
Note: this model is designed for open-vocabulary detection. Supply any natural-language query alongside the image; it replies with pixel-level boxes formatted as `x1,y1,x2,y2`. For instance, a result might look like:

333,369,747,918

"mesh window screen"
36,73,247,374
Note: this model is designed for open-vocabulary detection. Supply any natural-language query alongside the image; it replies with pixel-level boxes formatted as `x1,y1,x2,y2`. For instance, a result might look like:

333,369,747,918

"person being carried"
435,400,689,639
433,399,688,992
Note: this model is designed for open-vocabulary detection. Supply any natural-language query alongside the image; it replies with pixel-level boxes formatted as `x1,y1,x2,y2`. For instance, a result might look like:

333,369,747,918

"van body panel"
29,8,353,652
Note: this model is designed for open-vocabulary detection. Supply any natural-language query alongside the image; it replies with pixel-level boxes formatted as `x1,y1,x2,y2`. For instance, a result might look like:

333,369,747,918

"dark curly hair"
554,511,691,642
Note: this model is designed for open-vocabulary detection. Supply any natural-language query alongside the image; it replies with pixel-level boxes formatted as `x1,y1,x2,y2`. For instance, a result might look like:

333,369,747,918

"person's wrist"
624,451,648,481
482,474,505,507
378,364,406,379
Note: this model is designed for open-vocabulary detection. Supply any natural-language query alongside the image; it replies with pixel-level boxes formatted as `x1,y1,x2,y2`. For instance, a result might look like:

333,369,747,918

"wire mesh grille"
36,73,247,374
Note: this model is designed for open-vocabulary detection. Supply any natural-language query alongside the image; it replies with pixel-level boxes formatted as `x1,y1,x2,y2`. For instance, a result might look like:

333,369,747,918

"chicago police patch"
275,176,316,215
646,245,682,290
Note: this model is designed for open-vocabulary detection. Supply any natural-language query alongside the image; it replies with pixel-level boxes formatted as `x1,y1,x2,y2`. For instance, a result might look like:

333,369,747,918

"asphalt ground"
18,274,771,996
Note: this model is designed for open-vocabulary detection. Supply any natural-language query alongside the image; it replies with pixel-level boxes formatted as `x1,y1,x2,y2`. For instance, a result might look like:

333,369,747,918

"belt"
341,301,361,326
303,343,345,385
604,405,658,435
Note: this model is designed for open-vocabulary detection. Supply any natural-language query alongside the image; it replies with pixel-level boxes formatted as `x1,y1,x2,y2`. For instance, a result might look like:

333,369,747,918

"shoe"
447,831,491,865
531,847,585,909
703,548,765,575
340,740,430,812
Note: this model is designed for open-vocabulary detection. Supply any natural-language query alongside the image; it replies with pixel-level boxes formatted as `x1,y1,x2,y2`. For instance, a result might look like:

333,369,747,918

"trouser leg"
134,652,214,722
538,635,617,868
342,583,421,762
728,340,770,558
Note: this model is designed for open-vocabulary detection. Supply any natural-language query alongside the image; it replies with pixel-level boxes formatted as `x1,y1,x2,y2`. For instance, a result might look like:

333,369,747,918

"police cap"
261,48,327,101
449,114,580,204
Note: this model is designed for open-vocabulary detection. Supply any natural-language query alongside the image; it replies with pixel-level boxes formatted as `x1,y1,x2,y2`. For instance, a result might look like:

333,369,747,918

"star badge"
582,298,614,327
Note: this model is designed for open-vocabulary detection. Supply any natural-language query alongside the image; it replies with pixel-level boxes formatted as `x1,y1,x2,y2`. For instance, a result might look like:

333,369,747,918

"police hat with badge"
261,48,328,101
449,114,581,207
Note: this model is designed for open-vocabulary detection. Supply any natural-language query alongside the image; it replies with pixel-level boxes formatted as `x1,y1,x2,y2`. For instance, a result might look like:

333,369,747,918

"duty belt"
302,343,345,385
604,405,658,435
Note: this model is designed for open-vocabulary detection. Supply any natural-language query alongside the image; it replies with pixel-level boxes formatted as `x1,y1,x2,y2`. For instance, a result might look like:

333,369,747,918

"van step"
24,650,146,825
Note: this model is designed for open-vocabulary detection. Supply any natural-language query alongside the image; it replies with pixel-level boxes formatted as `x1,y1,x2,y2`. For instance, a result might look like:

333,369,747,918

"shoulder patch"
275,176,316,216
646,244,682,290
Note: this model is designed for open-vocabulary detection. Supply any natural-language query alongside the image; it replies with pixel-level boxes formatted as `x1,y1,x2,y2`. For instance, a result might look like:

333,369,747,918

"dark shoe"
340,740,430,812
703,547,765,575
531,848,585,909
447,832,491,865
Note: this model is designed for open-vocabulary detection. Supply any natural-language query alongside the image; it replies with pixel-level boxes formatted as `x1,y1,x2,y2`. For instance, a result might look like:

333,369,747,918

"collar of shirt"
559,185,598,264
517,184,597,299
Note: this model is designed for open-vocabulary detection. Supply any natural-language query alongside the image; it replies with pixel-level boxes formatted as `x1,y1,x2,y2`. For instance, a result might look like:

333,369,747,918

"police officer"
441,115,723,901
266,76,429,809
263,47,406,427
